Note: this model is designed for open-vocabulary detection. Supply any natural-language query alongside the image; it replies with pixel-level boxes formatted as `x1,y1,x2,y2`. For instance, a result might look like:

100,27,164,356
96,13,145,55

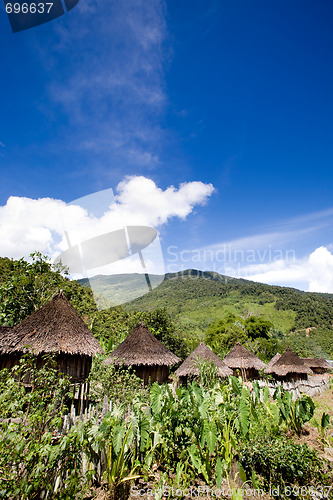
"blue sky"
0,0,333,293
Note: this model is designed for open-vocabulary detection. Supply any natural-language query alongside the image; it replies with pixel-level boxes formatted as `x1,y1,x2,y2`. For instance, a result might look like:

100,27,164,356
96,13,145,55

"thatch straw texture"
0,326,15,352
265,353,282,371
1,292,104,357
302,357,332,370
265,347,312,376
223,342,266,370
104,322,181,367
175,342,232,378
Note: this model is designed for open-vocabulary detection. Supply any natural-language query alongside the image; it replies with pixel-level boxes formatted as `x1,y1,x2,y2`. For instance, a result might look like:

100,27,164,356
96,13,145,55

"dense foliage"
1,256,333,358
0,255,187,359
0,358,331,499
0,356,88,499
0,252,69,326
204,313,279,361
88,356,149,407
126,270,333,358
1,256,332,498
239,438,325,494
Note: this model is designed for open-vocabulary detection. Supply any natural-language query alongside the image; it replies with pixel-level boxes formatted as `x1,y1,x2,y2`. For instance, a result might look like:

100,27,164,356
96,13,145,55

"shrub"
0,355,88,499
88,356,148,407
239,437,331,496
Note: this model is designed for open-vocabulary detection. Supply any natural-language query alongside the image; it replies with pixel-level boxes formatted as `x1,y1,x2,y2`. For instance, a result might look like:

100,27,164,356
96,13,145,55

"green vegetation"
2,256,333,359
88,357,148,407
239,438,325,494
204,313,280,361
1,256,333,498
0,358,331,499
0,255,187,359
125,269,333,358
0,252,96,327
0,356,88,498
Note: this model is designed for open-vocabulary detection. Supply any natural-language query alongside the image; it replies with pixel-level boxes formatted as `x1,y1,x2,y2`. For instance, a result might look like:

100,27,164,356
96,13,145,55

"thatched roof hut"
265,353,282,371
0,326,14,351
223,342,266,379
0,292,104,382
104,322,181,384
175,342,232,385
265,347,313,381
302,357,332,374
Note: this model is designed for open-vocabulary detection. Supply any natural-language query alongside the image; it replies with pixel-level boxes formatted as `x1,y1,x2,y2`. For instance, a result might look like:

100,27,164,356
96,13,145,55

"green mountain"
1,254,332,358
80,269,333,358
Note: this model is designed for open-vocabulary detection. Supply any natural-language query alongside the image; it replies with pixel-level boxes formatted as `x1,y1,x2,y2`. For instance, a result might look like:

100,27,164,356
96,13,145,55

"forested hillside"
1,257,333,359
125,269,333,359
0,255,188,359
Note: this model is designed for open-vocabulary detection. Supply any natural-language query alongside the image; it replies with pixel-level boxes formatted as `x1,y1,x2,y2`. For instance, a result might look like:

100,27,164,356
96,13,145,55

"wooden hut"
223,342,266,379
302,357,332,374
264,347,313,381
104,322,181,384
265,352,282,372
0,292,104,382
175,342,232,385
0,326,16,368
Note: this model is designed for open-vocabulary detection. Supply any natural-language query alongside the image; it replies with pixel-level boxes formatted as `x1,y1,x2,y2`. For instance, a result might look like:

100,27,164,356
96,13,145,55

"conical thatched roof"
104,322,181,367
223,342,266,370
265,347,313,376
175,342,233,378
302,357,332,371
0,326,14,352
265,352,282,371
1,292,104,357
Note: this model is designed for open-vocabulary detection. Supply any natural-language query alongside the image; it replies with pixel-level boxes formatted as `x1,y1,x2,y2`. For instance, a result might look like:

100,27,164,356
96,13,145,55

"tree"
0,252,69,326
205,317,248,357
0,253,99,328
244,316,272,340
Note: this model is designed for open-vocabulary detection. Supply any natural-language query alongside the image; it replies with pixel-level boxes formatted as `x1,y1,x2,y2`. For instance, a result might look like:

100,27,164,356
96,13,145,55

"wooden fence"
257,375,330,399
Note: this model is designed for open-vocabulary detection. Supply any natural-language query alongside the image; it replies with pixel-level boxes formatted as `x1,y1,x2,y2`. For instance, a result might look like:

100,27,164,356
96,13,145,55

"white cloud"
235,246,333,293
0,176,215,269
307,246,333,292
113,176,215,227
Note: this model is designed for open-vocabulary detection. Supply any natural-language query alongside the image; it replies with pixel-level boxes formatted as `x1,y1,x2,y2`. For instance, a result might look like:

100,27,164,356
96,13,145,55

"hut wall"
178,375,187,387
54,354,92,383
273,372,308,382
0,353,21,371
0,352,92,383
231,367,259,380
133,364,169,385
311,367,326,374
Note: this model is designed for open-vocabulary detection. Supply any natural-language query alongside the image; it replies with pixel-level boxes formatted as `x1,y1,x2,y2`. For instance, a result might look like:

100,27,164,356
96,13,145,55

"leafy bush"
239,437,330,496
88,356,148,408
0,356,89,499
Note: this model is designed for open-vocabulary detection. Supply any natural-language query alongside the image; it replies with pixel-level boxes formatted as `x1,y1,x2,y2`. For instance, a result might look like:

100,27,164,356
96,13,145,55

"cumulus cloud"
0,176,215,267
307,246,333,292
113,176,215,226
236,246,333,293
